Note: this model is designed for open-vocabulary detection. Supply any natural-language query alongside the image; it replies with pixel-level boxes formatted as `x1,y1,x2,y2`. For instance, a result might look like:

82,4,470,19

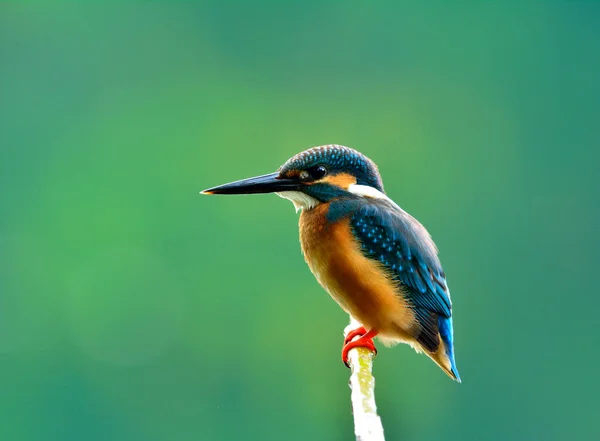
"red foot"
342,326,378,367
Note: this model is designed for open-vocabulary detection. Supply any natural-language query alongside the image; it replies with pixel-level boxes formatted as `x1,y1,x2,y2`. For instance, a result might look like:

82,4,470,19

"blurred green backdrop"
1,2,599,441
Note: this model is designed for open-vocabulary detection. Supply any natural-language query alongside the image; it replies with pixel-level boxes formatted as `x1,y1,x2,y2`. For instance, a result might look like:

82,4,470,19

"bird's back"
299,201,420,343
299,196,460,381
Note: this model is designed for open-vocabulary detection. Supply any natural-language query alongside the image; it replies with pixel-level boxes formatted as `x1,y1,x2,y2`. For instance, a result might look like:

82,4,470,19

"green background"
1,3,598,441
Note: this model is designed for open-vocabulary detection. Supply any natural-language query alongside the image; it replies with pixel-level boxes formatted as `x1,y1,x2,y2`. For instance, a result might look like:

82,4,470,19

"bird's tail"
436,316,461,382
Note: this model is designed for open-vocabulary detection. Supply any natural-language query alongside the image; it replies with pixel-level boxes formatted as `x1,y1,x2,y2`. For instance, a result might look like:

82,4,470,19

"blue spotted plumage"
348,200,459,380
203,144,461,382
323,194,459,380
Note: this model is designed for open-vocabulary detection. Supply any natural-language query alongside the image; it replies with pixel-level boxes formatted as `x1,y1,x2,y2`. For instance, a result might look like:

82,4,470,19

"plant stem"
345,317,385,441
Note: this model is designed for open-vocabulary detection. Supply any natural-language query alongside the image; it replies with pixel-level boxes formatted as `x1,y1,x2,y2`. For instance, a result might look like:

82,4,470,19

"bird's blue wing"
341,199,453,351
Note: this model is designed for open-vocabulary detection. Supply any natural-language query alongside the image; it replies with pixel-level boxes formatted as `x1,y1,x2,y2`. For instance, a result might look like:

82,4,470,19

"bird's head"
202,145,384,211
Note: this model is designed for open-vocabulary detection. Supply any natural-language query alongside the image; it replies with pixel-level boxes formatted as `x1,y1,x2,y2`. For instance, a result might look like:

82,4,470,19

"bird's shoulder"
329,196,452,318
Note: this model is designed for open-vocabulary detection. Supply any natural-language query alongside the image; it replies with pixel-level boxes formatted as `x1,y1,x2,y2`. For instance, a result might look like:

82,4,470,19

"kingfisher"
202,145,460,381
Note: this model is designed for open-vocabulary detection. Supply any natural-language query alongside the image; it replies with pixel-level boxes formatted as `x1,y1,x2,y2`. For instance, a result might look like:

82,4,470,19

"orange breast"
299,204,418,341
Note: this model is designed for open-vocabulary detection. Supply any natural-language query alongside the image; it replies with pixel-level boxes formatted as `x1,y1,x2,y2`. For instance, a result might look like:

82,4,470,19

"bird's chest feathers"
299,204,414,334
299,204,340,288
299,205,384,311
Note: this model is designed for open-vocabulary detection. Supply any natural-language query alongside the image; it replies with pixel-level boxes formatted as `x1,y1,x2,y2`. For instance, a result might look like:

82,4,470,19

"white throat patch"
276,191,319,212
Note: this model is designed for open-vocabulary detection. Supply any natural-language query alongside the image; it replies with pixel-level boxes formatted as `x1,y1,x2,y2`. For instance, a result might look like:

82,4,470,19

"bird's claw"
342,326,378,368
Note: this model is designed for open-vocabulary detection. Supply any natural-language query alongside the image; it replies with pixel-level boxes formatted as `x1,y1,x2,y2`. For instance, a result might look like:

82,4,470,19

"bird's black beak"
201,172,299,195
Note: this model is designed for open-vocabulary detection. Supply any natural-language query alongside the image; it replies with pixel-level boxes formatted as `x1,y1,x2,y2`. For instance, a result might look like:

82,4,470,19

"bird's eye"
308,165,327,180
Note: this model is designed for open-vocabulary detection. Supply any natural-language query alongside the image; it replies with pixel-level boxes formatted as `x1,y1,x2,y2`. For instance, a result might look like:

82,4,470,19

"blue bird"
202,145,460,381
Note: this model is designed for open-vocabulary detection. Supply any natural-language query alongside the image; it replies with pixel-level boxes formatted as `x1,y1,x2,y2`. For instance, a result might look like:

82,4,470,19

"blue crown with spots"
279,145,384,191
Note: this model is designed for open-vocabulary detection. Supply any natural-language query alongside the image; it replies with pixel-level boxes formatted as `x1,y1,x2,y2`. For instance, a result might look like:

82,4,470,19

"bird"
202,145,460,382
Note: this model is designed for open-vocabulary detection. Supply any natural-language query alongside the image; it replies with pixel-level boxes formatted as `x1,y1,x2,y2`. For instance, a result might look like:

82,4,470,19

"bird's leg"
342,326,378,367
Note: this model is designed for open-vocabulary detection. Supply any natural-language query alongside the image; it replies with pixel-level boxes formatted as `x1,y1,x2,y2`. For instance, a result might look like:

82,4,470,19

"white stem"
344,317,386,441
